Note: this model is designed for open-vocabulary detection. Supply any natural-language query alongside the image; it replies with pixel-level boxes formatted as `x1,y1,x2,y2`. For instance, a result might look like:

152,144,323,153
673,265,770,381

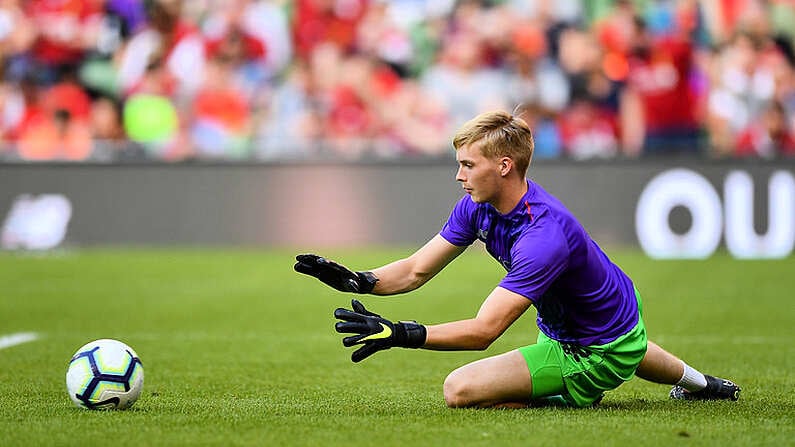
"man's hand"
294,254,378,293
334,299,426,362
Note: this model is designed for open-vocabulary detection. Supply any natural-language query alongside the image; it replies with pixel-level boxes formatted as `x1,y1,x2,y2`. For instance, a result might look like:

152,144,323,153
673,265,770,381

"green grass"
0,248,793,446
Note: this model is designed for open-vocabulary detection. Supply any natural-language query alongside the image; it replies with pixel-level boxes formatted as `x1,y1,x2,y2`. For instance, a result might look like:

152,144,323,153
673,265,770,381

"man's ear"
498,157,513,177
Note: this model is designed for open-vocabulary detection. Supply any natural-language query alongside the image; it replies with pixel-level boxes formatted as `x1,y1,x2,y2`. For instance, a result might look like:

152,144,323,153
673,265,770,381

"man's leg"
635,340,687,383
443,350,533,408
637,340,740,401
443,334,650,408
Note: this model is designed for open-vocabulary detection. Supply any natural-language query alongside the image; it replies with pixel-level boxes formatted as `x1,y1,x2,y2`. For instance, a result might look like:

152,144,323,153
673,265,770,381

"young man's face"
455,143,503,205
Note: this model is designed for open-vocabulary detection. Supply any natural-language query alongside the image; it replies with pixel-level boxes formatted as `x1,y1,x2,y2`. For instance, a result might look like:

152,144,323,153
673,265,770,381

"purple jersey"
440,179,639,346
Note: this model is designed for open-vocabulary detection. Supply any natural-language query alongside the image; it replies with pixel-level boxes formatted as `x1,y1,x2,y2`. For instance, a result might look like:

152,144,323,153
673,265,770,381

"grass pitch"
0,248,793,446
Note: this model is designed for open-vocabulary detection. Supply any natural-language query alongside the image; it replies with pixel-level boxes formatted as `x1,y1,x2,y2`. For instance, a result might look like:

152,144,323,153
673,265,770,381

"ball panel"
66,356,93,394
92,380,127,400
130,363,144,390
95,353,132,375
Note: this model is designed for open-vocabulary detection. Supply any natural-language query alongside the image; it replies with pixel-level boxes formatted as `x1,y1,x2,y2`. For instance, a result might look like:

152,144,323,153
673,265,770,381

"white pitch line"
0,332,39,350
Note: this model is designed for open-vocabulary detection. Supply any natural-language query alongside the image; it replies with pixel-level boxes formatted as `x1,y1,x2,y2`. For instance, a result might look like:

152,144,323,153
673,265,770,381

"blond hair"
452,110,534,176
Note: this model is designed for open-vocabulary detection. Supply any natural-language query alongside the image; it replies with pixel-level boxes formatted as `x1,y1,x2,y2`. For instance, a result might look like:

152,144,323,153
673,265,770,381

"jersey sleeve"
498,223,570,302
439,196,477,247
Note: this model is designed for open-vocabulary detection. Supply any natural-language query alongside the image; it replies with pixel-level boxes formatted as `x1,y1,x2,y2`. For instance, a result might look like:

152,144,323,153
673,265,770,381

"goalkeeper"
294,110,741,408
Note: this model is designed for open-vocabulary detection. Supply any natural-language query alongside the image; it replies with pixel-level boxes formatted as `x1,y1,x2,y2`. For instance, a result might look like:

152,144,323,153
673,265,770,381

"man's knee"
443,369,476,408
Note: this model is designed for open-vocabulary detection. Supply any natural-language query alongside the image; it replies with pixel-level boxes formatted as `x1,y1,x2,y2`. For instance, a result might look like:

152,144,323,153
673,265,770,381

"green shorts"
518,289,648,407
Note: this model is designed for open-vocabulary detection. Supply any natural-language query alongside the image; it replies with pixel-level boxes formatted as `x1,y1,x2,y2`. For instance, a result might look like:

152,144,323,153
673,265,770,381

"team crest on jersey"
477,228,489,241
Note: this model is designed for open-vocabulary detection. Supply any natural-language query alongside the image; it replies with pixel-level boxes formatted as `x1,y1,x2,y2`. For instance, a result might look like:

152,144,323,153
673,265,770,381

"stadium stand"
0,0,792,161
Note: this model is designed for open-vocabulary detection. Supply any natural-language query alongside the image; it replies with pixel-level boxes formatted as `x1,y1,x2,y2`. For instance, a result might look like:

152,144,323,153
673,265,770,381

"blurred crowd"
0,0,793,162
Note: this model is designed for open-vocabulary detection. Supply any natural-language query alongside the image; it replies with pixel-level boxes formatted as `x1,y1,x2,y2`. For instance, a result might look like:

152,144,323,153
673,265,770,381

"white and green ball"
66,339,144,410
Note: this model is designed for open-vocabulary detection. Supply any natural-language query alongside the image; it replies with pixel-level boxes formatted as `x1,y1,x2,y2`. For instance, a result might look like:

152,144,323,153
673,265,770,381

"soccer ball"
65,339,144,410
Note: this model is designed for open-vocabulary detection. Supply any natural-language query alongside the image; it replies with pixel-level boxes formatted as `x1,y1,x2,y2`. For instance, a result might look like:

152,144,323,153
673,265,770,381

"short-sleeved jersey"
439,179,638,346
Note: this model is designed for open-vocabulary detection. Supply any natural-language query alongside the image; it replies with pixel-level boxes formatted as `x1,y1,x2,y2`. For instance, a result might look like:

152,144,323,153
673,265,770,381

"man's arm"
423,286,532,350
294,234,465,295
369,234,466,295
333,286,531,362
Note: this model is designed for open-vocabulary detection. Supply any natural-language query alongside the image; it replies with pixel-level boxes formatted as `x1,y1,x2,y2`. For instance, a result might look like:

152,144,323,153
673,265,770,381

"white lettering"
636,169,723,259
724,170,795,259
636,169,795,259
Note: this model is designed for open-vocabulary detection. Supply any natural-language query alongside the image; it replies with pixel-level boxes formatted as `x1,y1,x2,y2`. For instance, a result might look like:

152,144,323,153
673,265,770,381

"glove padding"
294,254,378,294
334,299,426,362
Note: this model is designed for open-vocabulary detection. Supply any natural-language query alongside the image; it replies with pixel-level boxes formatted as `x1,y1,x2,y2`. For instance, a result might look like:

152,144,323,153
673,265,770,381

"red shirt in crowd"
293,0,368,58
626,37,698,132
736,125,795,158
25,0,103,66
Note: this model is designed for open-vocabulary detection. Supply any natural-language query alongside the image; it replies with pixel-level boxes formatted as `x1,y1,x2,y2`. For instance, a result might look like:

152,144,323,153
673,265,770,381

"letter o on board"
636,169,722,259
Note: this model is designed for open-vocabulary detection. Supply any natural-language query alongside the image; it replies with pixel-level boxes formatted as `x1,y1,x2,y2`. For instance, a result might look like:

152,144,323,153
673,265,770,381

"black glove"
294,254,378,294
334,299,426,362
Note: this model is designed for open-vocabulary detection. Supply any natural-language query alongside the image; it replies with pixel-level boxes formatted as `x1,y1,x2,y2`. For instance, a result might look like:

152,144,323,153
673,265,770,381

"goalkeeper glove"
334,299,426,362
294,254,378,294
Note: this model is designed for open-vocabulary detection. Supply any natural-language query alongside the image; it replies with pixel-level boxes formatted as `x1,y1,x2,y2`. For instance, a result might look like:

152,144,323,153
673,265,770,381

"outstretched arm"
334,287,530,362
369,235,465,295
334,286,532,362
295,234,465,296
423,286,532,350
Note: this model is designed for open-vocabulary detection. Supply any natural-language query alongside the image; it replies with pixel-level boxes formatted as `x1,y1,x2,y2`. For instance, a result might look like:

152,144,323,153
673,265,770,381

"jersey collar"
489,179,536,218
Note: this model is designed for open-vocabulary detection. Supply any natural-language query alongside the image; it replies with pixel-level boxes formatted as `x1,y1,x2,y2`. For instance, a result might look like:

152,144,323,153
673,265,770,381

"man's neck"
493,177,528,215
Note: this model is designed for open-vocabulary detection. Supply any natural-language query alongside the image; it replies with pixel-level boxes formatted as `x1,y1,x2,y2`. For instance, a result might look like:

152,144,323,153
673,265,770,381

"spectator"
201,0,291,91
117,0,205,100
0,0,36,80
705,31,791,156
504,22,571,114
621,15,701,155
0,78,23,148
420,30,510,132
89,95,143,161
190,50,253,159
122,55,184,159
23,0,104,85
255,60,322,160
505,0,583,26
15,69,93,161
323,53,380,157
557,94,620,159
293,0,367,59
514,102,562,159
735,100,795,157
374,77,450,156
77,0,147,100
17,107,92,161
356,1,415,77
